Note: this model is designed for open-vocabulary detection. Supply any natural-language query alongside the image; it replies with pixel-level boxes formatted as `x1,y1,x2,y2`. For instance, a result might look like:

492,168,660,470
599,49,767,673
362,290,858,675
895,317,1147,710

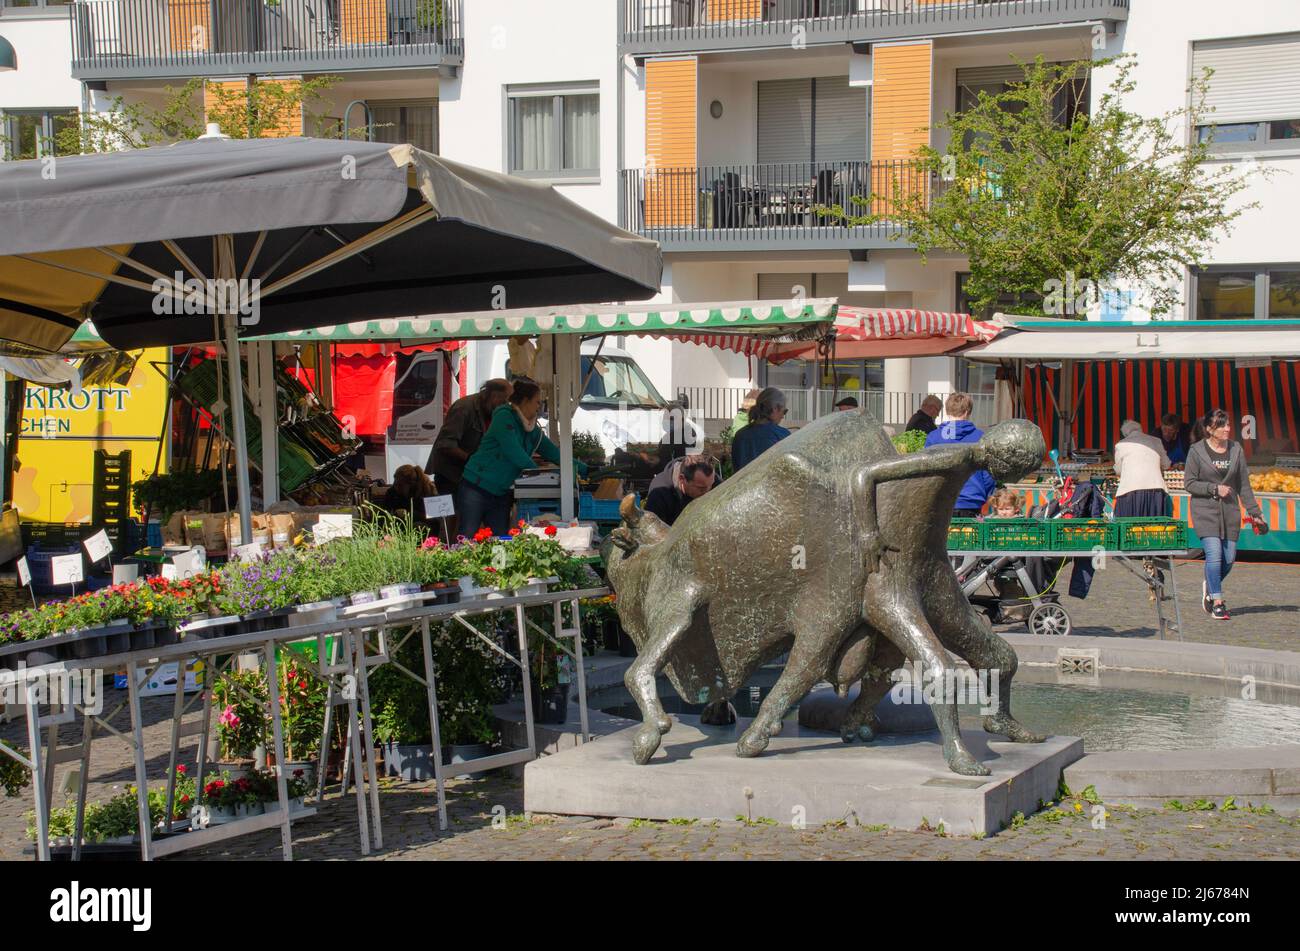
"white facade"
4,0,1300,405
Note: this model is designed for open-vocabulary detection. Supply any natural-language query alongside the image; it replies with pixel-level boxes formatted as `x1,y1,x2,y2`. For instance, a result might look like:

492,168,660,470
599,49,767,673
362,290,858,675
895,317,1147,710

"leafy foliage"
827,56,1260,318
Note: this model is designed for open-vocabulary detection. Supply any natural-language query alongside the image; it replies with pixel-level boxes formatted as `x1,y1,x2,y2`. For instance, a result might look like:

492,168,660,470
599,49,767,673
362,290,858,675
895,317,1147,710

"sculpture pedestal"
524,717,1083,836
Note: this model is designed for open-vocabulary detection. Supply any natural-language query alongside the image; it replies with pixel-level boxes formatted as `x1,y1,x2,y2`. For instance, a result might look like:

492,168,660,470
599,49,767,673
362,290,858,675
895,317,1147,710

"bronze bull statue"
603,411,1046,776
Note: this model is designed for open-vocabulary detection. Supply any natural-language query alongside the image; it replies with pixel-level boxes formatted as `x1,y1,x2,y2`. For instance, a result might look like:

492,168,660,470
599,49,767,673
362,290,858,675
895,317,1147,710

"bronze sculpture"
604,411,1046,776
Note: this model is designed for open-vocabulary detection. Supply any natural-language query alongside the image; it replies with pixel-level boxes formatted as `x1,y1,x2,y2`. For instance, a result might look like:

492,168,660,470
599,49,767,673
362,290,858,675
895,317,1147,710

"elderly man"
427,378,512,497
904,395,942,435
644,457,719,527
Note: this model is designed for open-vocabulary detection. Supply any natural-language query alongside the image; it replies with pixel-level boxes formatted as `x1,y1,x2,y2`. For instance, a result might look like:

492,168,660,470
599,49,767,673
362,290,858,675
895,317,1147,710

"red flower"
298,679,307,690
544,525,558,537
508,528,520,537
473,528,493,542
176,764,187,775
293,769,305,778
485,566,497,573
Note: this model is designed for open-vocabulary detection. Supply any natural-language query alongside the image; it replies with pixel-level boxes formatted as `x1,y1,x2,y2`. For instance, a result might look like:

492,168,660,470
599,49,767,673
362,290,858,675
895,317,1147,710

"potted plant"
273,652,327,787
211,669,268,775
572,431,606,469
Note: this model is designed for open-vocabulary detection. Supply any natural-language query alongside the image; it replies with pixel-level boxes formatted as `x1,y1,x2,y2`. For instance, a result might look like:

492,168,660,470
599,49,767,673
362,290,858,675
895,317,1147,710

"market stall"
963,318,1300,554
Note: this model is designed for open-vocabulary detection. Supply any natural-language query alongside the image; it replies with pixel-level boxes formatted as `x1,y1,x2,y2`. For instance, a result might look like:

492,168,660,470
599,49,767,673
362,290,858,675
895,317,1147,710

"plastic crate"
1117,518,1187,552
515,499,561,523
1049,518,1118,552
25,544,83,595
947,519,984,551
983,518,1051,551
579,492,636,522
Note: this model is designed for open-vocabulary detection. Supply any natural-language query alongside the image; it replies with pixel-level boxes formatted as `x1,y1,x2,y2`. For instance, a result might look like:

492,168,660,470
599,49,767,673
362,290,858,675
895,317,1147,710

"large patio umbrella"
0,133,662,535
766,308,1004,363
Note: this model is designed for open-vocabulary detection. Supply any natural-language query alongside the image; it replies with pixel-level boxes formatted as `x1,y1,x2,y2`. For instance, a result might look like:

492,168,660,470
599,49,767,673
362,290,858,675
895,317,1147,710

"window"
0,0,71,12
507,83,599,180
1193,34,1300,154
956,64,1090,151
1,109,77,161
579,356,664,409
366,100,438,154
756,77,866,164
1194,266,1300,320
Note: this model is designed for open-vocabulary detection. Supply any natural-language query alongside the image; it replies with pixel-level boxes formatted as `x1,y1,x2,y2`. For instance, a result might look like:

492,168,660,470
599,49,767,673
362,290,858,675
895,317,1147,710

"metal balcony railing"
620,0,1130,53
621,161,933,246
69,0,464,81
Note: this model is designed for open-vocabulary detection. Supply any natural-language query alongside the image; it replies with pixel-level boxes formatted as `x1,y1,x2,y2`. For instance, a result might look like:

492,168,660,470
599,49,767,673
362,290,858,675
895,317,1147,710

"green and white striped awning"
65,299,837,355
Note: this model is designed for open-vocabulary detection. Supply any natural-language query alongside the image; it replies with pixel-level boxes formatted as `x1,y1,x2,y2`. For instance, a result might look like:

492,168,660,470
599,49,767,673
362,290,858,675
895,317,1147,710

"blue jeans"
455,479,512,537
1202,536,1237,600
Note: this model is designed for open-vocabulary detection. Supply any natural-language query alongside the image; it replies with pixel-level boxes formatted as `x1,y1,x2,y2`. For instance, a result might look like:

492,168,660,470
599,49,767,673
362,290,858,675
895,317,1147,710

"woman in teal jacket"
457,379,588,536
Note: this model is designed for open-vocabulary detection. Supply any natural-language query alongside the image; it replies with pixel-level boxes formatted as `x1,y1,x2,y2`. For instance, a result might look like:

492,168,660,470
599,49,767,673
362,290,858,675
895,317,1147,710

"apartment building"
2,0,1298,426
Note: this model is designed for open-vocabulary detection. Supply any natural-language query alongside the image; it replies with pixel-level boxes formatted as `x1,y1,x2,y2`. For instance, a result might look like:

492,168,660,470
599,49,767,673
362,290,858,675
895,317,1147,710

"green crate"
983,518,1051,551
1117,518,1187,552
1049,518,1118,552
947,519,984,551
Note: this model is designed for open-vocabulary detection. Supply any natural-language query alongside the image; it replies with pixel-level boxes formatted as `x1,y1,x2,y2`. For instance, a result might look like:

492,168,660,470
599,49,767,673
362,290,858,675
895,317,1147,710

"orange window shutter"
169,0,211,53
870,42,932,217
340,0,387,45
707,0,763,21
645,57,698,229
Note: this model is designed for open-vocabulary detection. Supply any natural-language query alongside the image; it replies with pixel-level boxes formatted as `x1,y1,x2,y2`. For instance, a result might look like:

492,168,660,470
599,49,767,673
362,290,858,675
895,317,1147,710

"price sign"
314,514,353,543
50,554,84,587
171,548,206,578
234,542,264,563
423,495,455,519
112,564,140,585
16,556,30,588
83,529,113,565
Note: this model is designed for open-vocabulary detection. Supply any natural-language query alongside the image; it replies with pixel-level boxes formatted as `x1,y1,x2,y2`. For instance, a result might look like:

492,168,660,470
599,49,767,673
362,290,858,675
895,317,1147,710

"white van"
477,340,702,460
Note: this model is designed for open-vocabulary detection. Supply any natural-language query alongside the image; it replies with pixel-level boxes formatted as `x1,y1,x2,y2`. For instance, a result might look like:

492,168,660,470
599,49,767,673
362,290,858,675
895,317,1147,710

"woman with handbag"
1184,408,1267,620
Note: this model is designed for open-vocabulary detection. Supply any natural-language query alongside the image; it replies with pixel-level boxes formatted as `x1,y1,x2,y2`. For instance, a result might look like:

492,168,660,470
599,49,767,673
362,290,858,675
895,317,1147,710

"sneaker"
1202,580,1212,615
1211,602,1231,621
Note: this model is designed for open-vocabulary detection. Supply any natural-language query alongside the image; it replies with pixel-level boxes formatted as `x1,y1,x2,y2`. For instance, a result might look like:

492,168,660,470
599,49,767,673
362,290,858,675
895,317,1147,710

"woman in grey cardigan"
1184,408,1267,620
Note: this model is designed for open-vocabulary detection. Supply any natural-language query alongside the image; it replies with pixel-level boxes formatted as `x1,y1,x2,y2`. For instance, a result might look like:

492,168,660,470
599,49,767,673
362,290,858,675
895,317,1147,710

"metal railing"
620,0,1129,50
622,160,931,243
679,386,997,430
69,0,464,80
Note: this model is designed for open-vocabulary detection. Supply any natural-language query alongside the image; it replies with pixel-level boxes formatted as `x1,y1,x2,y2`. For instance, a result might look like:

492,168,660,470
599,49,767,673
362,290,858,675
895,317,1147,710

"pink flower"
421,537,441,550
218,705,240,729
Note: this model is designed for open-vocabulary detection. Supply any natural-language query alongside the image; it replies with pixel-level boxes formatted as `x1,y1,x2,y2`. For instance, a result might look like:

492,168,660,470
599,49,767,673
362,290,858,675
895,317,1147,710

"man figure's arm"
852,446,975,571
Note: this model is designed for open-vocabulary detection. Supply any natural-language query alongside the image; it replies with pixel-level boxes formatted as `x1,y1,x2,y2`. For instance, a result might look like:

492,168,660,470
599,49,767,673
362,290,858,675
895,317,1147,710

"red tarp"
765,308,1003,363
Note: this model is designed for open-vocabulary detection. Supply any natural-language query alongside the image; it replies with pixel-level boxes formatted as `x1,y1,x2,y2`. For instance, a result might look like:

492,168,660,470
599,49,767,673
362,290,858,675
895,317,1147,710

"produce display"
1249,468,1300,494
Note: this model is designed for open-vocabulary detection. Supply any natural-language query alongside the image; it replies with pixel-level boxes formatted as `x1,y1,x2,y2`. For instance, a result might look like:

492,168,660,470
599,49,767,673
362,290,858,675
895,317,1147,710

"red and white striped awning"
766,308,1004,363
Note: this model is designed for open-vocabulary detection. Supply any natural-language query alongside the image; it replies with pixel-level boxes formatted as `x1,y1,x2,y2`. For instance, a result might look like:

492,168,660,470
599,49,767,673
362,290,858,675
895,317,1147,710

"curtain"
512,96,554,172
406,103,437,153
563,93,599,171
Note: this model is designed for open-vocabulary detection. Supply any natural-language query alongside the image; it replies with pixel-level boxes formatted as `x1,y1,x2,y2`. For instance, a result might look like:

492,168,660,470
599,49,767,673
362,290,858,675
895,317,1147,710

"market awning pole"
258,342,279,506
1058,359,1075,458
556,335,579,522
217,234,254,543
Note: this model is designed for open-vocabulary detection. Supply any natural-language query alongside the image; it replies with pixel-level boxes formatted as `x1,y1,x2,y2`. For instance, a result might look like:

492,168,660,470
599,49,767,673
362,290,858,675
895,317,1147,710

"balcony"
69,0,464,82
619,0,1129,56
620,161,930,252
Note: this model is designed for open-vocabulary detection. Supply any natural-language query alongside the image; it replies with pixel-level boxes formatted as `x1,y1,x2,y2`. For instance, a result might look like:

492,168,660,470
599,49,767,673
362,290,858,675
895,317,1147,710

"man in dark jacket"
923,393,994,516
643,459,717,527
427,379,511,496
904,394,942,436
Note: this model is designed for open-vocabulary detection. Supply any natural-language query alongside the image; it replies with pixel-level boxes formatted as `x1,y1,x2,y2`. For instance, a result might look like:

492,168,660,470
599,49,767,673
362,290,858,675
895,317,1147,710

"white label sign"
234,542,264,563
50,553,84,586
16,556,30,588
170,547,206,578
83,529,113,564
424,495,455,519
314,513,353,543
112,563,140,585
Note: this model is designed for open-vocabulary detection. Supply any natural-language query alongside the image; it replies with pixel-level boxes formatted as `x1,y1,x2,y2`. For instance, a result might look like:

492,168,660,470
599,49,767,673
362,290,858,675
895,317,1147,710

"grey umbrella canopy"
0,134,662,535
0,135,662,352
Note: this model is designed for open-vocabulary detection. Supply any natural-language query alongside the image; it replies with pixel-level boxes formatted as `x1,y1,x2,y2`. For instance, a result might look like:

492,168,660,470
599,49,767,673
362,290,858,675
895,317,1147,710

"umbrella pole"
223,314,254,543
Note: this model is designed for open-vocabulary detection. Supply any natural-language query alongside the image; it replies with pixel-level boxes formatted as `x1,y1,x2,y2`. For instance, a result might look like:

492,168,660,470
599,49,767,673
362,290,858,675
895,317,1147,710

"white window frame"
1191,264,1300,321
1,108,77,161
505,82,600,184
365,98,439,154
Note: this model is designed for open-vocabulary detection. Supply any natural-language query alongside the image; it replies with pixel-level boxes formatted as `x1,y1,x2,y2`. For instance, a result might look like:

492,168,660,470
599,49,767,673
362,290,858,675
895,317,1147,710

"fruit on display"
1249,468,1300,494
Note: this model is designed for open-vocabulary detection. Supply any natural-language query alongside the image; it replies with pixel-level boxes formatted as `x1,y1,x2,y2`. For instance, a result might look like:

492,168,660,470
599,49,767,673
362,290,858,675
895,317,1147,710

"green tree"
49,76,352,155
828,55,1263,318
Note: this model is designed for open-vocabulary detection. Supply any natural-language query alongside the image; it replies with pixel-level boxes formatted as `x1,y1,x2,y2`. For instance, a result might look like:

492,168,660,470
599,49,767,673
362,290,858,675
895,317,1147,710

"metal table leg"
355,626,383,850
264,640,293,861
22,680,50,862
125,661,154,862
342,628,371,855
72,709,93,861
421,617,449,832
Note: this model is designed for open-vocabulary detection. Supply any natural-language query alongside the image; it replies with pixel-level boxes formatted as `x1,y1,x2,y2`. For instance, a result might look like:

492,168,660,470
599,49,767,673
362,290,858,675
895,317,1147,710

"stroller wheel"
1028,603,1072,637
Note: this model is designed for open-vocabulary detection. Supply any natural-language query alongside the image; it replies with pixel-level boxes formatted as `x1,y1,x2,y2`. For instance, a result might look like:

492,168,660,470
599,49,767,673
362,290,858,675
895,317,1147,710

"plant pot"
275,761,317,789
68,619,130,660
263,797,306,815
601,618,622,653
382,741,434,781
241,609,289,635
150,623,180,649
445,743,494,779
178,614,240,641
380,582,421,601
293,599,342,626
206,803,237,825
349,590,380,607
208,762,252,782
530,679,570,725
234,801,264,820
439,582,461,605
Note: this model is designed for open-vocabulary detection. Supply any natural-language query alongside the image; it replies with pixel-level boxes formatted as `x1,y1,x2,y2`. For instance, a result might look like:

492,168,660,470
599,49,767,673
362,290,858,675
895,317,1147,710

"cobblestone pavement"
0,559,1297,861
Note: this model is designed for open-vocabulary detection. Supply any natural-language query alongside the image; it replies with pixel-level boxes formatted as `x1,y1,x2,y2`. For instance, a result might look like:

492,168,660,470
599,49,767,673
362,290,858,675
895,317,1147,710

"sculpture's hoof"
983,714,1045,744
736,728,770,758
699,700,736,726
632,724,662,765
767,718,783,737
842,712,879,744
946,748,992,777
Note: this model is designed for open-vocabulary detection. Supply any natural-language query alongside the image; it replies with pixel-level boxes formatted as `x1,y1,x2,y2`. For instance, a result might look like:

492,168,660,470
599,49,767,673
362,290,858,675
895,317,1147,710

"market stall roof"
0,136,661,353
227,298,840,352
766,308,1002,363
964,317,1300,362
